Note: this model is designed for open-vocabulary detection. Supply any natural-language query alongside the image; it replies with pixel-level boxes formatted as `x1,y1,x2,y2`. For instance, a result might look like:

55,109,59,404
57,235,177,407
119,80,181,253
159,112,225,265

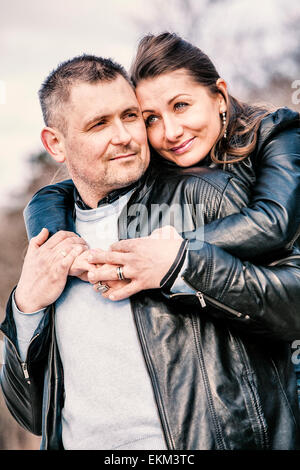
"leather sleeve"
169,170,300,342
0,291,53,435
24,179,76,238
202,125,300,259
180,242,300,342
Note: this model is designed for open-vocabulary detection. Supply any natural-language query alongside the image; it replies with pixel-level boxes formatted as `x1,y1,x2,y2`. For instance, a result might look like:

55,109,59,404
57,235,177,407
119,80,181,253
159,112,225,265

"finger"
100,280,130,297
109,239,140,253
55,244,87,272
92,280,114,293
44,230,82,250
30,228,49,249
87,249,130,265
150,225,182,240
88,264,123,283
106,281,140,301
70,259,94,276
54,236,88,254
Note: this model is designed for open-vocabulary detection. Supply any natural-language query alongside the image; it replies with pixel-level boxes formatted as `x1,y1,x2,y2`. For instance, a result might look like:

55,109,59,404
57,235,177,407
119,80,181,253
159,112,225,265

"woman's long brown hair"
130,32,273,165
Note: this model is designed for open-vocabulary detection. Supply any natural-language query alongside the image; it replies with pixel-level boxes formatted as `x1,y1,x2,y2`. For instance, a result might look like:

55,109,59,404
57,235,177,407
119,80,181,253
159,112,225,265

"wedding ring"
96,281,110,293
116,266,125,281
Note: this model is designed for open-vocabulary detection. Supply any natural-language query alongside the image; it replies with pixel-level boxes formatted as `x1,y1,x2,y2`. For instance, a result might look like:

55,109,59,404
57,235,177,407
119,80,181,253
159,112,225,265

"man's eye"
174,102,188,111
145,115,158,127
93,120,106,128
124,112,138,120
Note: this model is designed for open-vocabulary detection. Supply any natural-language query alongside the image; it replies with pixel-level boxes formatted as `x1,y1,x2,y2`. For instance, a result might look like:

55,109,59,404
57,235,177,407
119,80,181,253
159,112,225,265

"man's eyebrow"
84,106,140,128
142,94,192,114
121,106,140,116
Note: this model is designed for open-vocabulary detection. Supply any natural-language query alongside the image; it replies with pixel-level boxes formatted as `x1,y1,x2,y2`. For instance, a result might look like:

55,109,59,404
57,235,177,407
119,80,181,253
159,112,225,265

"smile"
170,137,195,155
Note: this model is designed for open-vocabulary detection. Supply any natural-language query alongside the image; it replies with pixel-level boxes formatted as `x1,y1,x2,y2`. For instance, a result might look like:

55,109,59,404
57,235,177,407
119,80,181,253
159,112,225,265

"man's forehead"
69,76,138,112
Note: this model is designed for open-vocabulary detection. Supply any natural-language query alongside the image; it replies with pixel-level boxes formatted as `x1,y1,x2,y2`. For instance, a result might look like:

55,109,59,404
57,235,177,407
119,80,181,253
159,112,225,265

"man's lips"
110,153,136,161
169,137,195,155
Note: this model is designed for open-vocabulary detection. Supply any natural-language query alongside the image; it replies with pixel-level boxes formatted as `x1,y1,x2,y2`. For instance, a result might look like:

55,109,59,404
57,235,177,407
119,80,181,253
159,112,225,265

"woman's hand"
87,226,183,301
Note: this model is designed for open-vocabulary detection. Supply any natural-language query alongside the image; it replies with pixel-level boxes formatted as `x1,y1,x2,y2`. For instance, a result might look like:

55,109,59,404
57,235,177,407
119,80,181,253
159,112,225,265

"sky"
1,0,299,208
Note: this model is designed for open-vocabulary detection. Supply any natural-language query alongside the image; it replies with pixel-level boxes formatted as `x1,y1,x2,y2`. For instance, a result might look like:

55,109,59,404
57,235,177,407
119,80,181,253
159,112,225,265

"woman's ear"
41,127,66,163
216,78,228,114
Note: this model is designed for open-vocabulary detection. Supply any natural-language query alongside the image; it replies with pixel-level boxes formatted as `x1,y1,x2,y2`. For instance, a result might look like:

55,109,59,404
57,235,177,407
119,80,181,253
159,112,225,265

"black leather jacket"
1,108,300,450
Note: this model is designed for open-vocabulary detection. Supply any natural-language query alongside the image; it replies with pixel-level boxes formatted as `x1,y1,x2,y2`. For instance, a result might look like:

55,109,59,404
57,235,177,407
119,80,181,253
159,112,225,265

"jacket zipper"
2,332,40,384
170,276,246,319
268,254,300,267
190,315,226,449
232,334,270,449
132,304,174,450
174,254,300,316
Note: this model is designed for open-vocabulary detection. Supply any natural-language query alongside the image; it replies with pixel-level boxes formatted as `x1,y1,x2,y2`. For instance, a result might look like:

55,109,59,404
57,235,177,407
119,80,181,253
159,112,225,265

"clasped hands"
71,225,183,301
15,226,183,313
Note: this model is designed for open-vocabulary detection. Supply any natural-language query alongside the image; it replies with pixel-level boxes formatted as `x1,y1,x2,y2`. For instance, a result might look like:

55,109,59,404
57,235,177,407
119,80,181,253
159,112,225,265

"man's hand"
87,226,183,301
69,249,97,281
15,228,88,313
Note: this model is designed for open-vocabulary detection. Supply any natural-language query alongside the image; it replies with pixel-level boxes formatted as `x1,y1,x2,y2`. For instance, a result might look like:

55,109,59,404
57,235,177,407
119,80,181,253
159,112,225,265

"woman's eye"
145,115,158,127
174,102,188,111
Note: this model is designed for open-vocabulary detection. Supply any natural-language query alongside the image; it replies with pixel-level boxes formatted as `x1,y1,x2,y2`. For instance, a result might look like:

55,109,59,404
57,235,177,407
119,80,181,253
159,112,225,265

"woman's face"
136,69,227,167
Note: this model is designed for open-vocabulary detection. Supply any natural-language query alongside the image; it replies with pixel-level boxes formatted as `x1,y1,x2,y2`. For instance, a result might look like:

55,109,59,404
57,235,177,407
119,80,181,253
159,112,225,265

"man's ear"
41,127,66,163
216,78,228,114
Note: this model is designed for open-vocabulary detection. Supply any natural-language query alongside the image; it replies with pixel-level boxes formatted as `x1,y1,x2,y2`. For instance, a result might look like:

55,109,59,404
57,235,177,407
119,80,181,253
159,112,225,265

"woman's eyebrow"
167,93,191,105
142,93,192,114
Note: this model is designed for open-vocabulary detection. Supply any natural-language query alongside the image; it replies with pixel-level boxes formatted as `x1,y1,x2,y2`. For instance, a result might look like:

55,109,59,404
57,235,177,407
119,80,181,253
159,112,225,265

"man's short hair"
39,54,131,134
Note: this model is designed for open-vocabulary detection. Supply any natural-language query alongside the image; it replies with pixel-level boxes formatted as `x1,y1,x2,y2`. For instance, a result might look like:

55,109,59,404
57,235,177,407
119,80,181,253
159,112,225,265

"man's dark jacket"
1,108,300,450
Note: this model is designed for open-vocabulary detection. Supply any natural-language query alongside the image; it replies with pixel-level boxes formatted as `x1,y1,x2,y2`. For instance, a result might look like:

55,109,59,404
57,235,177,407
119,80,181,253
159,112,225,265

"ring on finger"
96,281,110,293
116,266,125,281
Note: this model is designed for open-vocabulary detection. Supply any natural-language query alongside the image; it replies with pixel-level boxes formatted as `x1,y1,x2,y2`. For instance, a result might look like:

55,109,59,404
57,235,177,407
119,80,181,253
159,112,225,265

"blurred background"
0,0,299,450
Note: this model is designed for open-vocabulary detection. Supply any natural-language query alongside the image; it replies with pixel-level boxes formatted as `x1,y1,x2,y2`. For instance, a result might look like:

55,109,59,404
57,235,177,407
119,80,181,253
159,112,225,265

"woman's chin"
172,153,206,168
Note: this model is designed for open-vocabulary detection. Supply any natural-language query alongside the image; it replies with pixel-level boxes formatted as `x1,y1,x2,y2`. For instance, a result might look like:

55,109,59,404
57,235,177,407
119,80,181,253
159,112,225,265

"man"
1,55,300,450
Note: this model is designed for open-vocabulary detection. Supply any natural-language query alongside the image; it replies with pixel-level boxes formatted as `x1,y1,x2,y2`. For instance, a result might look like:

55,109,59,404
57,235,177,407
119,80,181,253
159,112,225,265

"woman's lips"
170,137,195,155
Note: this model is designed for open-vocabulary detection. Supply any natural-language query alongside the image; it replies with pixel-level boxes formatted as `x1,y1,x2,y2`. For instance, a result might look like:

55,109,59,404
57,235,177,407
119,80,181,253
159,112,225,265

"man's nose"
163,115,184,142
111,120,132,146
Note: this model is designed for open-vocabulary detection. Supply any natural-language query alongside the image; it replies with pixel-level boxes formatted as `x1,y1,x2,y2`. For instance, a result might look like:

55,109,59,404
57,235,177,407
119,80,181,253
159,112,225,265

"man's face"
60,75,150,206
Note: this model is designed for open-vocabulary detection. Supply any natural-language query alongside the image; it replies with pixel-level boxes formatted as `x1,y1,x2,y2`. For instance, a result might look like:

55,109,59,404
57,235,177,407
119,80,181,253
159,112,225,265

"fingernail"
89,272,95,280
109,294,115,300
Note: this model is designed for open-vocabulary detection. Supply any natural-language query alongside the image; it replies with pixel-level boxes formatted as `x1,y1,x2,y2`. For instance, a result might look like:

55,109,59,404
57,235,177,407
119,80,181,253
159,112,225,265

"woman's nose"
163,116,184,142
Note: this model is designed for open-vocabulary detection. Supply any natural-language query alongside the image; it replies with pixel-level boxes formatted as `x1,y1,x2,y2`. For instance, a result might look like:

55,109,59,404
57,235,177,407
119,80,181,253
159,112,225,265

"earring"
222,111,227,139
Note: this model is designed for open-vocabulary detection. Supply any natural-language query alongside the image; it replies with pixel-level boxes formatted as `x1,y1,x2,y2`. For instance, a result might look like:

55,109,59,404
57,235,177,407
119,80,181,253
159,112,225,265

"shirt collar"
74,181,139,211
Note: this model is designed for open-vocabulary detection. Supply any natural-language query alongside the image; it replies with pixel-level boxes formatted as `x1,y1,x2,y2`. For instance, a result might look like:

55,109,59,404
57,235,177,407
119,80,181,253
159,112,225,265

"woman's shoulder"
256,107,300,153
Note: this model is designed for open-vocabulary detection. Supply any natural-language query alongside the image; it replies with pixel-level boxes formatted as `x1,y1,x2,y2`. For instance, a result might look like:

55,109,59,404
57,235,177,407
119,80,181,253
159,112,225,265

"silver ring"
96,281,110,293
116,266,124,281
